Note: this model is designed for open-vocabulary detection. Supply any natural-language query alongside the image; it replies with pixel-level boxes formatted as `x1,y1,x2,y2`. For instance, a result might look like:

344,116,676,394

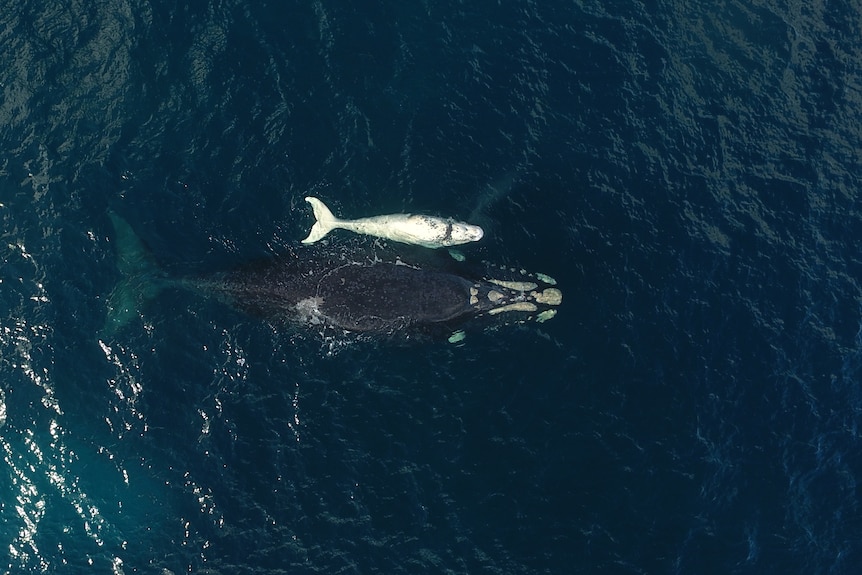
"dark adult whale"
103,212,561,340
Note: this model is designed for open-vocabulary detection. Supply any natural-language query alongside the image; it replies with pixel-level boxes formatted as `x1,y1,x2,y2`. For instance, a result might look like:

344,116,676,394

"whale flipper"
102,211,167,337
301,197,340,244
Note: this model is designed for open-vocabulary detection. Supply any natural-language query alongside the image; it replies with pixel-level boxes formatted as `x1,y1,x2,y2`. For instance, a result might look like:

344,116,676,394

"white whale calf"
301,196,484,249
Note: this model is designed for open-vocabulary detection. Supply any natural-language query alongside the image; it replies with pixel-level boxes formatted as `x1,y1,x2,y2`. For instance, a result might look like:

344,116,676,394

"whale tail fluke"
102,211,168,337
301,196,341,244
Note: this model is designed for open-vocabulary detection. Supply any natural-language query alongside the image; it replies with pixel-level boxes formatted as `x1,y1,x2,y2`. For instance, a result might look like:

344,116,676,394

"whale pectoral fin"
447,248,466,262
448,330,467,344
302,196,340,244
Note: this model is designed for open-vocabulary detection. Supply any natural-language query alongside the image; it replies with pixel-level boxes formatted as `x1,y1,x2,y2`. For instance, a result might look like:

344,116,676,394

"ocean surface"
2,0,861,573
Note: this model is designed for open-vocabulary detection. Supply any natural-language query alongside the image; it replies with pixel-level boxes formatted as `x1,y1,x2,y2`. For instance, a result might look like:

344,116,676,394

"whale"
301,196,484,249
103,212,560,341
206,258,561,338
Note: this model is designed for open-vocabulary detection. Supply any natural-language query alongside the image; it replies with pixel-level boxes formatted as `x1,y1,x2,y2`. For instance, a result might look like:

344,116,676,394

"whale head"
447,221,484,245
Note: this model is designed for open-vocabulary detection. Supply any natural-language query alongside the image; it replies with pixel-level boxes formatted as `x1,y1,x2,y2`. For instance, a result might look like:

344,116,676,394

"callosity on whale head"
446,219,484,244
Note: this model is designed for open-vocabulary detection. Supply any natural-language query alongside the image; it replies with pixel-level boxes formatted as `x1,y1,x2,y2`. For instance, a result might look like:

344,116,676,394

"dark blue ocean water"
2,0,861,573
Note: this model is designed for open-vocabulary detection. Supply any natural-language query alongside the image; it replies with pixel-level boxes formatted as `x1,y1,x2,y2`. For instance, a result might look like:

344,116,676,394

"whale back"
315,263,474,332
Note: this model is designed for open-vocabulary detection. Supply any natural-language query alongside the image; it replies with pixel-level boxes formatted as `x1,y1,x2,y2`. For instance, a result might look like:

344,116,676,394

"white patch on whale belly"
295,296,325,325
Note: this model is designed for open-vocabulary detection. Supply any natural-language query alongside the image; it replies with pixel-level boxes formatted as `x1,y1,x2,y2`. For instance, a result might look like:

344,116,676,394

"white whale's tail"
302,196,342,244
